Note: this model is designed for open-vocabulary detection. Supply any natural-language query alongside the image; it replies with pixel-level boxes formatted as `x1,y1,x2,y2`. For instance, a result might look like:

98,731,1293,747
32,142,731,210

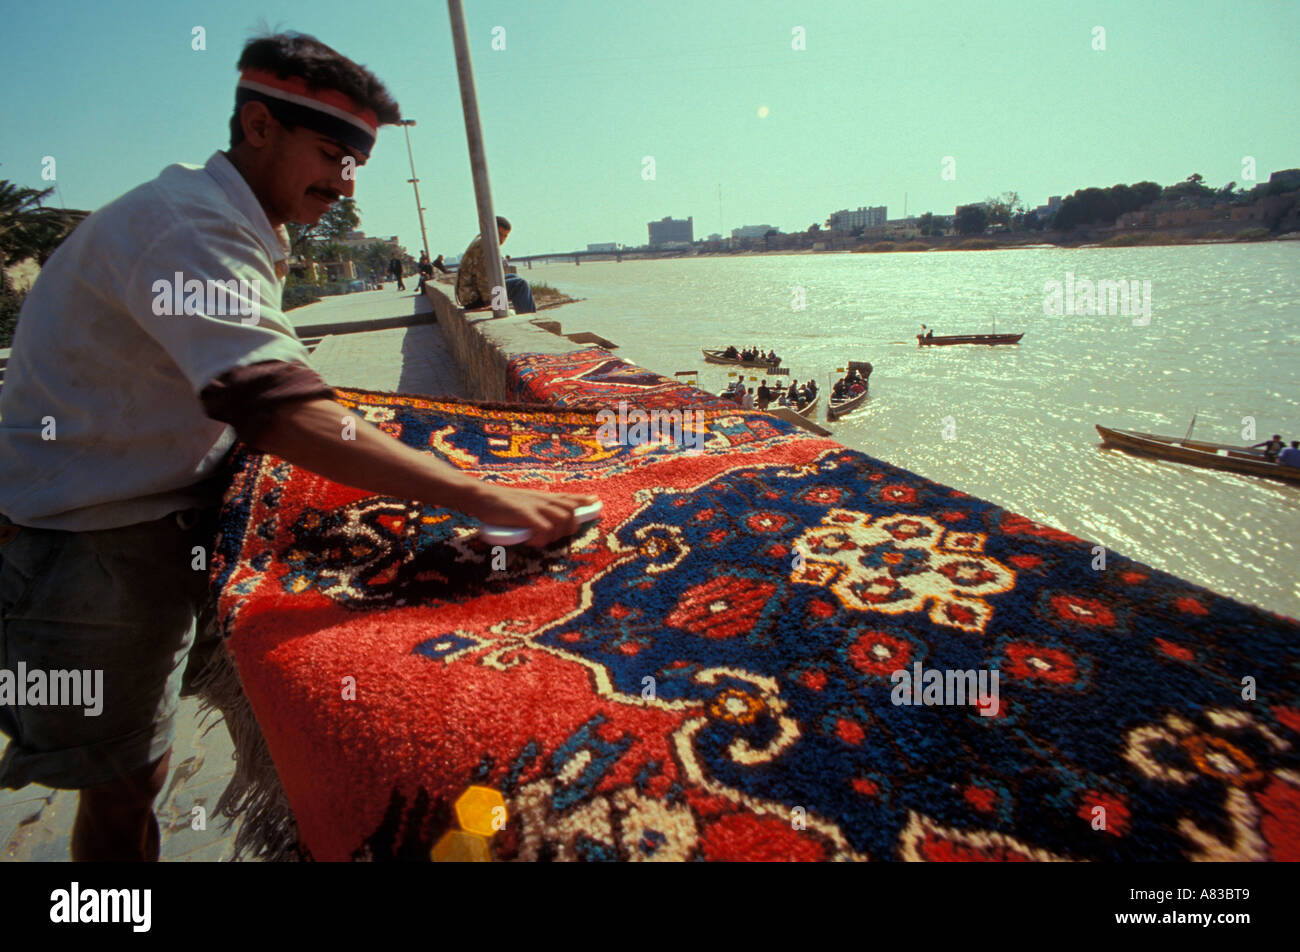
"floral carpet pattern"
209,374,1300,862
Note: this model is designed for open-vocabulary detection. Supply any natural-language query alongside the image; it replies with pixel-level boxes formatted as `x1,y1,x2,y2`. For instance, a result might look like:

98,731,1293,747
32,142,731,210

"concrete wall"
421,285,576,402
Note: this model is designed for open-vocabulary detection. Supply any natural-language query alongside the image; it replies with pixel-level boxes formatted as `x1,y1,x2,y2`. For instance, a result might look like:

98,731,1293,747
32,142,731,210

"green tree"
287,197,363,269
0,180,80,266
955,205,988,235
917,212,939,236
1162,173,1214,204
984,191,1025,229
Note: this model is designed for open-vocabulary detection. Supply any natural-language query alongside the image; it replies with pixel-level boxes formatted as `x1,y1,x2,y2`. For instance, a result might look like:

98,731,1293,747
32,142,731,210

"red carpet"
210,374,1300,861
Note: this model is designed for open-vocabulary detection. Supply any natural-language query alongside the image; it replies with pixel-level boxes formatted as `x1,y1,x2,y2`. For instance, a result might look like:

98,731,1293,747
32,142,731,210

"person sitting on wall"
416,251,433,292
455,215,535,314
432,254,449,274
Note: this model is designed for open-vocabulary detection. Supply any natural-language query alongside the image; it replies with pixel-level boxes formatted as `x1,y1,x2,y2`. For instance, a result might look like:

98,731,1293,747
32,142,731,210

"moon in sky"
757,105,770,118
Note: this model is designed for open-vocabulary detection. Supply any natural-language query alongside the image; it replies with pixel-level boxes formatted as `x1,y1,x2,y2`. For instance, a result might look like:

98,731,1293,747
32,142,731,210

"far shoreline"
519,231,1299,263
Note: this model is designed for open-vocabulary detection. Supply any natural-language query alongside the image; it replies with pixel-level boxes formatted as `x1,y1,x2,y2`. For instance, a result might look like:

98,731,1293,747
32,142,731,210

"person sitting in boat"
847,381,865,397
776,389,791,407
724,345,739,359
742,388,755,410
1252,434,1285,462
1278,441,1300,468
832,380,846,400
806,379,818,397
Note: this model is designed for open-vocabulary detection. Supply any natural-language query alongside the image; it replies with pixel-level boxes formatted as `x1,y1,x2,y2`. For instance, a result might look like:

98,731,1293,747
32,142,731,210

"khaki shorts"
0,508,219,790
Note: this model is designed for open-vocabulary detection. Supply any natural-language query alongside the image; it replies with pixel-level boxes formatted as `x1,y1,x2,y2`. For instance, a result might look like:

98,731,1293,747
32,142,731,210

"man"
432,254,449,274
416,251,433,293
1252,434,1285,462
388,254,406,291
455,216,535,314
0,32,594,861
1278,441,1300,467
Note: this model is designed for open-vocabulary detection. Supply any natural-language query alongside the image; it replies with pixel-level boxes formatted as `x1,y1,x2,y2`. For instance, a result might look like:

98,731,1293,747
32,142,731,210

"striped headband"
236,68,380,157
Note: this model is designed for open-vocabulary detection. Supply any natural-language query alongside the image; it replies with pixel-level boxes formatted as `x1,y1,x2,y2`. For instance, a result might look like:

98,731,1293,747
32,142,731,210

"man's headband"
236,68,379,158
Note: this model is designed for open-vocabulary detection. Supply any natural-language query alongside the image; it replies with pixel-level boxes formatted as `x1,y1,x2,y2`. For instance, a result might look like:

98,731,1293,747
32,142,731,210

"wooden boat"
827,389,868,421
917,332,1023,347
753,383,818,416
794,394,819,418
1095,425,1300,484
827,361,872,421
702,348,780,369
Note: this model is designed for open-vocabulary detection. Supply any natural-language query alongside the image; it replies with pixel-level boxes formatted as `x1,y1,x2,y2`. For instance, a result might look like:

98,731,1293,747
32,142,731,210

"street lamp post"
397,119,431,262
447,0,507,318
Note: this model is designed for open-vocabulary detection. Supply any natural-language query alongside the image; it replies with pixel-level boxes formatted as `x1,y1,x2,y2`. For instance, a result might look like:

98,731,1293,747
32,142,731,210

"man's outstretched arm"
252,396,595,546
201,362,595,547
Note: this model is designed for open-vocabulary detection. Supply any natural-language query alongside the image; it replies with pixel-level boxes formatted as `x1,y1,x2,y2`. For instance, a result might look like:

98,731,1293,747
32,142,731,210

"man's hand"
454,483,599,549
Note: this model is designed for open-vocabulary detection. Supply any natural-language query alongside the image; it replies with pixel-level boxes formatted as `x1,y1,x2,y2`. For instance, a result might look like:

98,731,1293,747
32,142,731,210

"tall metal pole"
448,0,507,318
400,120,431,262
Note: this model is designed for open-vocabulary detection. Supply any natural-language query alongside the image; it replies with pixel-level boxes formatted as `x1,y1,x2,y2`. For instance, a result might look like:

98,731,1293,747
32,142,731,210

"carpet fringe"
190,641,304,862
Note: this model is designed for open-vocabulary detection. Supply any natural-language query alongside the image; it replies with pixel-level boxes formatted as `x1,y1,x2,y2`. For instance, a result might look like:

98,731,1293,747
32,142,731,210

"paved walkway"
1,289,466,862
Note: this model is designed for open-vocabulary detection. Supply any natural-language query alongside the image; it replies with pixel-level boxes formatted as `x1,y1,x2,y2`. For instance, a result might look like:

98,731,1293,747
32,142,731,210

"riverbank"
665,230,1300,259
531,281,583,310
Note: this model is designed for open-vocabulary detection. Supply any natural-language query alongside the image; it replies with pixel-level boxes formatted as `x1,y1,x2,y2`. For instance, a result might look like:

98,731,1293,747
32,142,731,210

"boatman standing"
0,32,594,861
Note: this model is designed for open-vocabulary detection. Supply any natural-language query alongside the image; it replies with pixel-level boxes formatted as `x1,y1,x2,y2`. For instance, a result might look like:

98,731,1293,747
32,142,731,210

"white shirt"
741,391,755,410
0,152,311,530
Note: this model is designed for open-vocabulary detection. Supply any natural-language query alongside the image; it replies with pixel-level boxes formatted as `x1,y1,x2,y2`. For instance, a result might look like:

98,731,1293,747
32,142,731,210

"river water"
523,244,1300,617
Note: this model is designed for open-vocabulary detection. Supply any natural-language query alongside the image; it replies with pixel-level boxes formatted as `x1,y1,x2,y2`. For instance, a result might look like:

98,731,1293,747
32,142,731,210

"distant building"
1268,169,1300,192
338,231,400,252
828,206,886,233
1033,196,1062,223
731,224,776,240
587,242,621,252
866,217,920,239
707,233,723,242
648,216,694,247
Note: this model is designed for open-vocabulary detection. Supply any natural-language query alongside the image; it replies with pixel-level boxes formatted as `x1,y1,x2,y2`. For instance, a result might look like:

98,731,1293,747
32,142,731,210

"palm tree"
0,180,75,265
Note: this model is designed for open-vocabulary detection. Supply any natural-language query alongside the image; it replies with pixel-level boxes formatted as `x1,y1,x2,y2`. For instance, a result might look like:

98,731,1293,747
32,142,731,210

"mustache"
308,187,341,201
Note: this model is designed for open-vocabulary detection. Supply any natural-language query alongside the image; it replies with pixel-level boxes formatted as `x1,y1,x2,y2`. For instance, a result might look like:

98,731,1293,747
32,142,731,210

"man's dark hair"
230,32,402,147
496,216,511,231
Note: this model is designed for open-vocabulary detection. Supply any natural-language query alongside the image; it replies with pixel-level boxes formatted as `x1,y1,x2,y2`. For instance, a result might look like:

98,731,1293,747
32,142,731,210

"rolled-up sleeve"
199,360,335,446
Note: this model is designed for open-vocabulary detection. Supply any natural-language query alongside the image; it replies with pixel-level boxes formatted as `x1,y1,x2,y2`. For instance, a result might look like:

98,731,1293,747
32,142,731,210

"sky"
2,0,1298,257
